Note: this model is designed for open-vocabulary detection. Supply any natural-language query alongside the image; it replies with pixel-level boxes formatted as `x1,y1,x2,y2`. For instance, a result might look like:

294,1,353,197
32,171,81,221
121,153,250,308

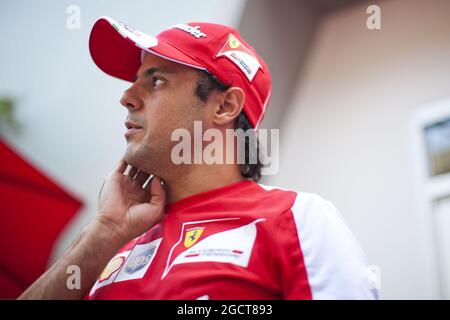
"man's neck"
164,164,244,204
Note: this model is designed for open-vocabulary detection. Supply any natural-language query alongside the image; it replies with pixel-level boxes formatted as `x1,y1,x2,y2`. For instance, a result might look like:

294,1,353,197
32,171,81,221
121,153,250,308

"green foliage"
0,97,21,133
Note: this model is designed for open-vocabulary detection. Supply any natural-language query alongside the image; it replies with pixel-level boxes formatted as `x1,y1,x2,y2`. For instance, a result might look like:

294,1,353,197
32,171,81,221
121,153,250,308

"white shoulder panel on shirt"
259,184,379,300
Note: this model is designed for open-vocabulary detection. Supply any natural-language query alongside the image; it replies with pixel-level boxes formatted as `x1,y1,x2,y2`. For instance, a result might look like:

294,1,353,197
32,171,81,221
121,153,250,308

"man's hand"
96,158,166,244
18,158,166,299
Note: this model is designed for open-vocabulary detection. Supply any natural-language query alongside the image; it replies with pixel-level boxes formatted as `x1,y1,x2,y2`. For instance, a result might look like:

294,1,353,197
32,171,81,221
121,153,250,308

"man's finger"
144,176,154,190
135,171,150,185
128,166,139,178
149,176,166,207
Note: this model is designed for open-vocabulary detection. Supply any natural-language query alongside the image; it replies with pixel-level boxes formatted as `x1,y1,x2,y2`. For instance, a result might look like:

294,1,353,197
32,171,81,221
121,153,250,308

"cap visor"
89,17,205,82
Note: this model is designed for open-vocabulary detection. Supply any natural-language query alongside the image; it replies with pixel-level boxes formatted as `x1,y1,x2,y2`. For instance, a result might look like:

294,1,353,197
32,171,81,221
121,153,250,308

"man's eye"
152,77,164,87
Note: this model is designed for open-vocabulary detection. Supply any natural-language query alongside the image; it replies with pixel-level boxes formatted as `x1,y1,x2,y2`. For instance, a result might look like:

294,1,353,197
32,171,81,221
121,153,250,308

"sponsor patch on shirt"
216,33,261,81
89,238,162,296
99,256,125,282
162,218,265,279
115,238,162,282
89,250,131,295
184,227,205,248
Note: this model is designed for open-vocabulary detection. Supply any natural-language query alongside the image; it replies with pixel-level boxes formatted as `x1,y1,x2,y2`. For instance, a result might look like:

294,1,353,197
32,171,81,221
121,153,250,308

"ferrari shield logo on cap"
217,33,262,81
184,227,205,248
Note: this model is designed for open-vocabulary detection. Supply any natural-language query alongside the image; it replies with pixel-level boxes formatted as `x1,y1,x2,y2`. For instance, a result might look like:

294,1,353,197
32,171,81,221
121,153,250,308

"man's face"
120,53,207,178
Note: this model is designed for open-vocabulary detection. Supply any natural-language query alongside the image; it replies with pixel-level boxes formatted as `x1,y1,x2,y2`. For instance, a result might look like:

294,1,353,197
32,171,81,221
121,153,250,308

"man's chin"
124,144,154,171
124,144,142,168
123,142,168,176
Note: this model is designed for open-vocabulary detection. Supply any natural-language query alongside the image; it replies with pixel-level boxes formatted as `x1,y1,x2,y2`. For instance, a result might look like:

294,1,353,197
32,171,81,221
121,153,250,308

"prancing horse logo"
184,227,205,248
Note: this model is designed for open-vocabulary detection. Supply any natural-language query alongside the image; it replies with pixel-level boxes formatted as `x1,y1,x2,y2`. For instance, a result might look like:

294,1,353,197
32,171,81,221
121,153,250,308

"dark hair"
195,70,263,182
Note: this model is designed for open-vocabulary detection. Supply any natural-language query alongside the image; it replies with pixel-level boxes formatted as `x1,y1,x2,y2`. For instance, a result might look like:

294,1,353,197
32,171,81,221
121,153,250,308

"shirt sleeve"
274,192,379,300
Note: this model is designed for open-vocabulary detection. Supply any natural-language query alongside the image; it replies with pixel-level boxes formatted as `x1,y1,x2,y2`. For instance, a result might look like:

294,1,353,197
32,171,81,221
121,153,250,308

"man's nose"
120,84,143,111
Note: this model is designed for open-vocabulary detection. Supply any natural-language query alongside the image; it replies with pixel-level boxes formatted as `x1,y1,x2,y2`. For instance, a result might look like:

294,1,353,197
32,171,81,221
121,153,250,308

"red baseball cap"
89,16,271,128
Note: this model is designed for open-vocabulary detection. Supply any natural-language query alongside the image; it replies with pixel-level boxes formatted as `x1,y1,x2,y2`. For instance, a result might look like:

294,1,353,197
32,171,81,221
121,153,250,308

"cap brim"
89,16,205,82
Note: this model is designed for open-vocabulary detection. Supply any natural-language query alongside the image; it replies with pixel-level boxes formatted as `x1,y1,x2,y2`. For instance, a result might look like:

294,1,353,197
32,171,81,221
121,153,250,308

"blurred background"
1,0,450,299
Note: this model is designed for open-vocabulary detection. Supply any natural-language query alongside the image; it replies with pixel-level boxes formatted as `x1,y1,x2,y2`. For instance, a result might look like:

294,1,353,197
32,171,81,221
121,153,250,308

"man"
20,17,377,300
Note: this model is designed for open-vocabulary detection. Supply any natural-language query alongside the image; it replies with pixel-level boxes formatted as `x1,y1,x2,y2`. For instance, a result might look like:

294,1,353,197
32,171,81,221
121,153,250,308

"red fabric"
88,180,311,300
0,139,83,298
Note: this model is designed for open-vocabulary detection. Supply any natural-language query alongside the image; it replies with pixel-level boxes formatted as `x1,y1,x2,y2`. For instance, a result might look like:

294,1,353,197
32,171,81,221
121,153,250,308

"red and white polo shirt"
88,180,377,299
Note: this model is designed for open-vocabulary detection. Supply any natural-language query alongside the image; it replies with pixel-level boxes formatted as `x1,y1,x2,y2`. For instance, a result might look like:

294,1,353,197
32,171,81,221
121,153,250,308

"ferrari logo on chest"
184,227,205,248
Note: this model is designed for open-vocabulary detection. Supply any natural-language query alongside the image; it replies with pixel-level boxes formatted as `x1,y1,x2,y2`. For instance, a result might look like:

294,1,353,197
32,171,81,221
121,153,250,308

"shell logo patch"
99,256,125,282
184,227,205,248
217,33,262,81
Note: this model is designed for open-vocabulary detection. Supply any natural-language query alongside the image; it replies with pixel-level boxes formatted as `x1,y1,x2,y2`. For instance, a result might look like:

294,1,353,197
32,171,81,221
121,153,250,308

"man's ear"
214,87,245,126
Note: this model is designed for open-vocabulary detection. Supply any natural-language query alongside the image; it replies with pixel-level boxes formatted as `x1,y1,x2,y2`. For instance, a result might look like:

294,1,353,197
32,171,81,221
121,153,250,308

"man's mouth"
124,120,143,138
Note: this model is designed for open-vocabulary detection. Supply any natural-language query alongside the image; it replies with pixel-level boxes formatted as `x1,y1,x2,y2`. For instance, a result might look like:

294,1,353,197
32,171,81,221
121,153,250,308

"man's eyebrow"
135,66,178,81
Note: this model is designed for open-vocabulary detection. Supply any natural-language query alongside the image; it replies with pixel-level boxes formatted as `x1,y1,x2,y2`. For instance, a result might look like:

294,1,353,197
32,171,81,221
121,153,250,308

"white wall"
268,0,450,299
0,0,246,263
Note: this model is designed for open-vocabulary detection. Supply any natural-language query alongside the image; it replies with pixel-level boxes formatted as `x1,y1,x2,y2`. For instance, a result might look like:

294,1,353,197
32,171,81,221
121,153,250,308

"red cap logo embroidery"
217,34,262,81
